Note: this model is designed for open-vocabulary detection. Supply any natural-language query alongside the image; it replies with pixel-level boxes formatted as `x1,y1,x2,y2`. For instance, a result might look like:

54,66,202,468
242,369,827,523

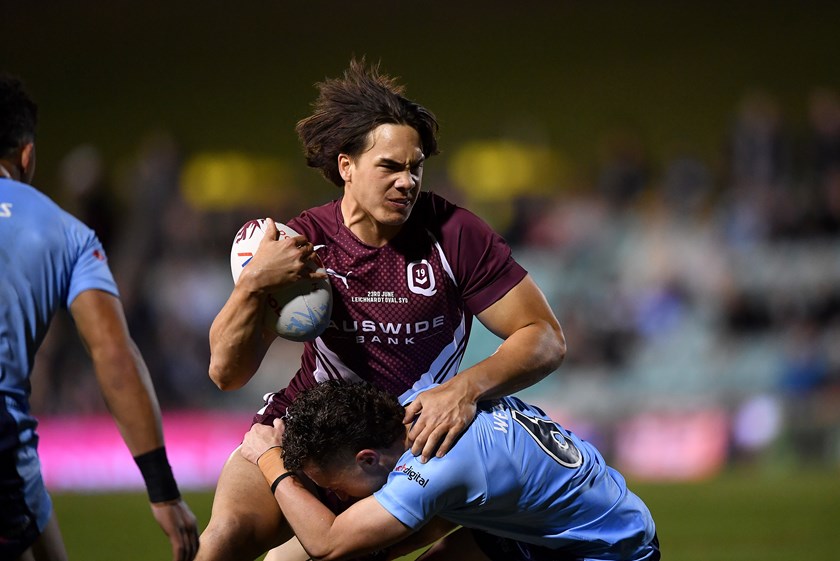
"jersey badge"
407,260,436,296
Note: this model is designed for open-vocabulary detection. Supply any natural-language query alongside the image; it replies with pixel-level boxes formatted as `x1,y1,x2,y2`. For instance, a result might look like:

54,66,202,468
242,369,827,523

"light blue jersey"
1,177,118,532
375,392,657,560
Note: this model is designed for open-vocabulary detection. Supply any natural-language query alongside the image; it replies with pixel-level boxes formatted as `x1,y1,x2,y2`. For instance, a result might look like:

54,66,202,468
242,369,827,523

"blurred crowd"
29,87,840,470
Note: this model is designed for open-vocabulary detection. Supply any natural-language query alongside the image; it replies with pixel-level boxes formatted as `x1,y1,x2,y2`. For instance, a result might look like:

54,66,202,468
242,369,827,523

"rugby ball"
230,219,332,342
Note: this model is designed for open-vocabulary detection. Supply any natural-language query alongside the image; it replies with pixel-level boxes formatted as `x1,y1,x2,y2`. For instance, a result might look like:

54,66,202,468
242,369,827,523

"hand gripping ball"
230,219,332,341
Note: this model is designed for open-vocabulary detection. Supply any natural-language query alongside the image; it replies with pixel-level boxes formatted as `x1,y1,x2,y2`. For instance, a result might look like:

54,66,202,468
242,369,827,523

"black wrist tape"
270,471,297,494
133,447,181,503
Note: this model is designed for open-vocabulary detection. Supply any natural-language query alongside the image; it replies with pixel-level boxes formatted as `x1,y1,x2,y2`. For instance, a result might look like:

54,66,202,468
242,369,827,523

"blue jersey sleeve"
63,212,119,307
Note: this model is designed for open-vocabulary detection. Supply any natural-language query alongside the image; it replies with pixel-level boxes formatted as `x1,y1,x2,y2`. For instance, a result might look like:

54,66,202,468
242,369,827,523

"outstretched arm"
242,422,414,561
275,480,410,561
70,289,199,561
404,274,566,461
209,218,325,390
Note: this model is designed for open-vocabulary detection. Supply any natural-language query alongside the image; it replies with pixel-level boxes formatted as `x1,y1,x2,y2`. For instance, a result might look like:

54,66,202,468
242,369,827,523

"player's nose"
394,169,417,191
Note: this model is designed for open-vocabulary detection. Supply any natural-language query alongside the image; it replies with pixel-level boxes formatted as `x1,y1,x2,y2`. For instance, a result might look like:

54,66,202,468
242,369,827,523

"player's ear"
20,142,36,183
338,153,352,183
355,449,379,468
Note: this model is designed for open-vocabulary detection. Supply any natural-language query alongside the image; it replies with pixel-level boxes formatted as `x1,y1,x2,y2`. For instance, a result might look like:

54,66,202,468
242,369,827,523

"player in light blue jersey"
0,74,198,561
242,381,660,561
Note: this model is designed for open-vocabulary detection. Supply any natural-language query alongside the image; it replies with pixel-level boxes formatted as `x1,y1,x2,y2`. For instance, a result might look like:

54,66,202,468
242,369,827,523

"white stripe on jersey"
427,230,457,285
312,337,365,384
398,313,467,406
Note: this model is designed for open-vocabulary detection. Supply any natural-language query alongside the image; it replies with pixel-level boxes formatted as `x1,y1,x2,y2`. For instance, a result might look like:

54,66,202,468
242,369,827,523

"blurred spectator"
726,90,791,191
59,144,119,250
596,128,650,210
778,319,830,397
805,88,840,183
660,148,715,218
719,90,793,245
802,88,840,235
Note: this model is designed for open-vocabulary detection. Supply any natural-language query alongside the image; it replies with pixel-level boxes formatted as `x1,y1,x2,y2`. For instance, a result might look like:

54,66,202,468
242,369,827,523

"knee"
201,510,257,546
198,510,287,560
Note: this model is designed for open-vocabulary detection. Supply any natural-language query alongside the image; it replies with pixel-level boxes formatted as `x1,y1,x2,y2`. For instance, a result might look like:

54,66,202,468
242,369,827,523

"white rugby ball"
230,219,332,342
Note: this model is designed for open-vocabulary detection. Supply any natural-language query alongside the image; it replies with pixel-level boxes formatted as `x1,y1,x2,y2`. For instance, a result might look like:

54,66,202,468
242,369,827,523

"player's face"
339,123,425,243
304,461,387,501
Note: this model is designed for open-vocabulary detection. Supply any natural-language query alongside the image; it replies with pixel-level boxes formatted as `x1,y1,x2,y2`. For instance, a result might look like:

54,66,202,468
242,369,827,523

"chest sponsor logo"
395,463,430,487
329,315,445,345
407,260,436,296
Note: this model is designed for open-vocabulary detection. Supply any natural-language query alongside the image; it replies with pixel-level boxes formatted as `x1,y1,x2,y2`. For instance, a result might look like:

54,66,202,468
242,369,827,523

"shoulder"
412,192,504,246
2,179,63,216
1,179,95,241
412,191,477,227
288,198,341,242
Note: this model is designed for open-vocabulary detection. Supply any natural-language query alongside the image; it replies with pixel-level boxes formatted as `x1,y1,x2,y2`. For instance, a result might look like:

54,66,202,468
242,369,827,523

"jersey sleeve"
438,201,527,315
373,445,477,530
63,212,119,308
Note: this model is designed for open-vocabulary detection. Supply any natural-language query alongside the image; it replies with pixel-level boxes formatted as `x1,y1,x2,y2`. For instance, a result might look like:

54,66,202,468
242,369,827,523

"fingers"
403,400,421,424
411,423,464,464
186,513,200,561
171,526,198,561
434,430,461,459
404,393,474,463
416,428,445,464
406,415,438,463
171,523,199,561
263,217,279,240
152,501,198,561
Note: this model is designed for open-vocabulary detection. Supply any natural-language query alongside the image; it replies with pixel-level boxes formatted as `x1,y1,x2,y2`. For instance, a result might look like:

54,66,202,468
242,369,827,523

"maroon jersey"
254,192,526,423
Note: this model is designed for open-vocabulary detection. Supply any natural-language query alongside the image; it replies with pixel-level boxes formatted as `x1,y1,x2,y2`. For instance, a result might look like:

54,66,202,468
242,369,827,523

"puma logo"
326,269,352,288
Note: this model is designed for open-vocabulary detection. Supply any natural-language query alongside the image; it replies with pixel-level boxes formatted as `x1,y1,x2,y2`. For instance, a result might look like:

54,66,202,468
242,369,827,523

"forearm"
93,338,165,453
454,319,565,402
72,291,182,505
385,518,458,559
208,283,273,390
256,450,403,561
93,340,182,503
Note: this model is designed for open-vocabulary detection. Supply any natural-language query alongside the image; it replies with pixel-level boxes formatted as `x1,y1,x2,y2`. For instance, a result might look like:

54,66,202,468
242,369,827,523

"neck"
339,198,402,247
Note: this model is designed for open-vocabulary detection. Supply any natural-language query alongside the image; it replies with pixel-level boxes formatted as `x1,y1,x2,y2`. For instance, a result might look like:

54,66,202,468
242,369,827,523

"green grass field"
53,469,840,560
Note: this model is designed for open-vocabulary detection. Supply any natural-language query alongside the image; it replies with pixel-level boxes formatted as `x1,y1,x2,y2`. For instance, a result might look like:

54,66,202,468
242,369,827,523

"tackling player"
200,58,566,560
242,381,661,561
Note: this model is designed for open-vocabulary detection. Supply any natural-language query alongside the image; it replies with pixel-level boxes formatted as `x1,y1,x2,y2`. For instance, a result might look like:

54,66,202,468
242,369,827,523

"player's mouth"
386,196,414,209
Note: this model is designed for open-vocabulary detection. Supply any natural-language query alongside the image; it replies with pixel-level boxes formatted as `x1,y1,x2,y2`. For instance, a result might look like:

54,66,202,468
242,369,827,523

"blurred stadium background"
4,2,840,559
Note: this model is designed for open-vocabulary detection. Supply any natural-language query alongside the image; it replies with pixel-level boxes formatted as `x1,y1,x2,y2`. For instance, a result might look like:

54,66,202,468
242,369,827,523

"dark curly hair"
0,74,37,157
282,380,406,472
295,57,440,187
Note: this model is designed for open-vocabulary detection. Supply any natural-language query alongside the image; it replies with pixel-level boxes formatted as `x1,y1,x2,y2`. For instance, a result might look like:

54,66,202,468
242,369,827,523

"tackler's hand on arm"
241,418,286,465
